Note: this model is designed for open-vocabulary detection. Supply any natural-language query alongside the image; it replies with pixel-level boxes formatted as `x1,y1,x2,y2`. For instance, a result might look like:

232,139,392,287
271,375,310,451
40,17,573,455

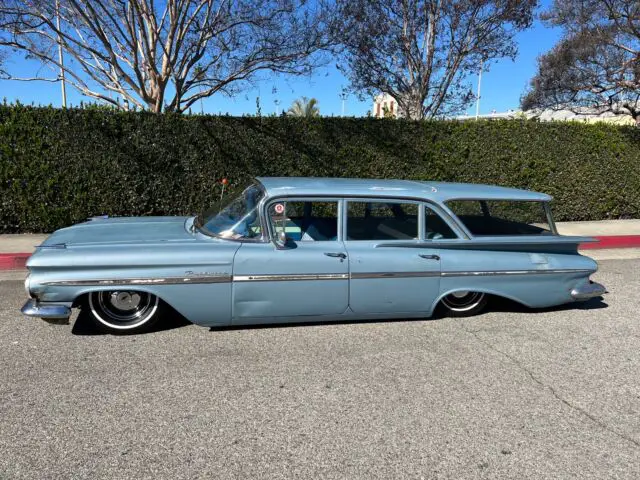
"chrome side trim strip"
234,273,349,282
350,271,439,279
441,268,594,277
41,268,593,287
43,275,232,286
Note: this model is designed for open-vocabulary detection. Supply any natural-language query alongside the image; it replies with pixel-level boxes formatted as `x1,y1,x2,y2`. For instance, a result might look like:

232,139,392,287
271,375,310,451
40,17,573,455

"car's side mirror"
273,230,296,250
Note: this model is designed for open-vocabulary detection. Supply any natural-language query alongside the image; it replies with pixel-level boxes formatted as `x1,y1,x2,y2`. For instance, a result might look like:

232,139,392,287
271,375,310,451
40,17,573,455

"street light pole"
55,0,67,108
475,59,483,120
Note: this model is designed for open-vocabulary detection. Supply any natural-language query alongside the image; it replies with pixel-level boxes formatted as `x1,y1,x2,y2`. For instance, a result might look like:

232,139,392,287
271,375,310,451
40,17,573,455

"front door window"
268,200,339,242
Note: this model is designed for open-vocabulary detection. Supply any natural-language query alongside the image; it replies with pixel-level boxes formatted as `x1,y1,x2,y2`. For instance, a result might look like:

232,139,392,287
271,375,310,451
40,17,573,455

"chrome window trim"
544,202,559,235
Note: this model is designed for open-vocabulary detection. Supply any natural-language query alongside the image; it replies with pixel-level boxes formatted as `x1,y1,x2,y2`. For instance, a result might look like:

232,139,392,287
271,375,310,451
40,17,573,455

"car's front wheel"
87,290,161,334
441,291,487,317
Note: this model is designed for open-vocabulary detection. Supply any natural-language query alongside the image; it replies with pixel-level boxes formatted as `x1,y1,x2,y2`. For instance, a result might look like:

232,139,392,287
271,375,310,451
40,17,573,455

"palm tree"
287,97,320,117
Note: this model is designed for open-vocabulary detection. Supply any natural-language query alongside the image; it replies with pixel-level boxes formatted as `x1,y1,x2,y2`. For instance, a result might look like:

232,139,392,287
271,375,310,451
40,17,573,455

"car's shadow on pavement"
71,308,191,336
489,296,608,314
69,296,608,335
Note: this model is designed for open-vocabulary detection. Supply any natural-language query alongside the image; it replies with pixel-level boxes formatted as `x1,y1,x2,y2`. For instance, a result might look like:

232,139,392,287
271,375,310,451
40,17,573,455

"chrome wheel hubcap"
450,290,469,299
110,291,142,310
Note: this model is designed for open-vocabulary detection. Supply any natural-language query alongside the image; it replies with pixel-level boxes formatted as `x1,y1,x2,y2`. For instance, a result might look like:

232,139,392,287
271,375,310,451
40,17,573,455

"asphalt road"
1,260,639,479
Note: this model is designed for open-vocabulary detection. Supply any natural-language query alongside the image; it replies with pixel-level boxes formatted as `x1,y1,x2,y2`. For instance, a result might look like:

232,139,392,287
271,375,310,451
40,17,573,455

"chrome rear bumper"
21,299,71,319
571,281,607,301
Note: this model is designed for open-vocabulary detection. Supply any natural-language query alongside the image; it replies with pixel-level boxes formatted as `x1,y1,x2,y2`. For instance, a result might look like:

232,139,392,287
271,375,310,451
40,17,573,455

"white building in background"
372,93,636,125
372,93,403,118
455,108,636,125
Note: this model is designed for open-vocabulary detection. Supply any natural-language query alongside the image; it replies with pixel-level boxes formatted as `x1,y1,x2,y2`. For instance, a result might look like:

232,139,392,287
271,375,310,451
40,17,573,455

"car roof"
255,177,551,202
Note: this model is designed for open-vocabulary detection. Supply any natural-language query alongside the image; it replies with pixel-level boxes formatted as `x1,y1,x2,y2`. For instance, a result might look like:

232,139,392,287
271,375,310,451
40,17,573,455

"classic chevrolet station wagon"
22,177,606,333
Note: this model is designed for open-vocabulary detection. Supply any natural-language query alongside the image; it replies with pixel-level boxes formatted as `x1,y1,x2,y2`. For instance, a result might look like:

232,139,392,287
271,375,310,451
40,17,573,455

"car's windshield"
196,184,265,239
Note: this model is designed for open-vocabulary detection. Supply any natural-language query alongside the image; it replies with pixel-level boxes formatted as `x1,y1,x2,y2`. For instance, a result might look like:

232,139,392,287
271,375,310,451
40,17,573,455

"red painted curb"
581,235,640,250
0,253,30,270
0,235,639,271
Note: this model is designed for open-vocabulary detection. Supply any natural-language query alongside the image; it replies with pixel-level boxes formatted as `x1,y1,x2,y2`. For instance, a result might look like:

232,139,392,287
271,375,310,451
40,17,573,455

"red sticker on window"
274,203,285,214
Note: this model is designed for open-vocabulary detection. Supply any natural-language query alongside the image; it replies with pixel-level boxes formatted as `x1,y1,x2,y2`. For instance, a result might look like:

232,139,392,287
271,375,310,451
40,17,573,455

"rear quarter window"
446,200,553,236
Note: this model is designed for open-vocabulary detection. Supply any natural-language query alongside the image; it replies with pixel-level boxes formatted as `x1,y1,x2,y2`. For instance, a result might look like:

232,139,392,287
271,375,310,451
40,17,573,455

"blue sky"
0,4,562,117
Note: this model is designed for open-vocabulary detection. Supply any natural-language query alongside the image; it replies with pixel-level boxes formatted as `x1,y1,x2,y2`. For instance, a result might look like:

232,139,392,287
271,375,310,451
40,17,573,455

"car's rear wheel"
441,291,487,317
87,290,161,334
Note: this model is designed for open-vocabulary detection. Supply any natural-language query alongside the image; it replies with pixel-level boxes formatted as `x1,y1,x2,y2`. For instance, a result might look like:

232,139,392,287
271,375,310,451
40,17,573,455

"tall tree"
0,0,333,113
287,96,320,117
522,0,640,125
333,0,537,120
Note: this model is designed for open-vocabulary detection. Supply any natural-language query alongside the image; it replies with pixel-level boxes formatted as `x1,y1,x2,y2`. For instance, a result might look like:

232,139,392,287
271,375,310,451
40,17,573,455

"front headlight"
24,274,32,298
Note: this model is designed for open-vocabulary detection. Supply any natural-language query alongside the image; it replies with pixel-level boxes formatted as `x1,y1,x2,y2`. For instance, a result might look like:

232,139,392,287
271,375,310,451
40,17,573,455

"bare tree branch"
333,0,537,120
0,0,334,113
522,0,640,125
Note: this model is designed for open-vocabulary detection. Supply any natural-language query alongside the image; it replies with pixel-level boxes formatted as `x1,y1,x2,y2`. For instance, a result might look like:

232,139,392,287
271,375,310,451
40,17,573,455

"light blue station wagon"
22,177,606,334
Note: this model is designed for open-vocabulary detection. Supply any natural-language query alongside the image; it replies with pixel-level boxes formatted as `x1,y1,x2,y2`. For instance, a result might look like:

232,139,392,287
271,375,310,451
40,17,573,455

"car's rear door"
344,199,455,315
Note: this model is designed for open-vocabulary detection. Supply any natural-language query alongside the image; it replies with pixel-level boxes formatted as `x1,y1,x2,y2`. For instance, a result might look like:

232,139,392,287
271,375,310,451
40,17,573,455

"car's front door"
232,198,349,322
344,200,456,315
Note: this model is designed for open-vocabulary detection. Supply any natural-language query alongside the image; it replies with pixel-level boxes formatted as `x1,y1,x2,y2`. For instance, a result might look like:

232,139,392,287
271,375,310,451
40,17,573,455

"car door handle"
324,252,347,259
419,254,440,261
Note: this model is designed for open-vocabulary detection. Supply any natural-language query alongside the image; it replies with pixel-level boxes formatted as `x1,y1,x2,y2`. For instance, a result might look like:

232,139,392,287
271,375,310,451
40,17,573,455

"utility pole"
55,0,67,108
339,88,347,117
475,59,483,120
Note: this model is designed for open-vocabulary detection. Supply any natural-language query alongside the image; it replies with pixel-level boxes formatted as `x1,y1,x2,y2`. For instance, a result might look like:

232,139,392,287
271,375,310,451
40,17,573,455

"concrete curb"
2,234,640,271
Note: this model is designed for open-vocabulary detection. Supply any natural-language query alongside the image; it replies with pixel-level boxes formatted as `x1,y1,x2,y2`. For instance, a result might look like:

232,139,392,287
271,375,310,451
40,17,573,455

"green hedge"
1,104,639,233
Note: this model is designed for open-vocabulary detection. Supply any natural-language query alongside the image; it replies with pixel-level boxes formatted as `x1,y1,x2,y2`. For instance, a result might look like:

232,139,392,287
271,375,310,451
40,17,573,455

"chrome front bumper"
571,281,607,301
21,299,71,319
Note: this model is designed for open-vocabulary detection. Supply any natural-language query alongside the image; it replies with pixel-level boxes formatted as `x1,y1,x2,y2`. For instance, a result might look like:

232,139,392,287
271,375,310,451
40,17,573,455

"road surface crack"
461,323,640,450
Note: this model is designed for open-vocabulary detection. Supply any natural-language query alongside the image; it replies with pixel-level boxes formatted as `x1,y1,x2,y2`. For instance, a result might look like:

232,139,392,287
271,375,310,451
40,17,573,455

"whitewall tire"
87,290,161,334
441,291,488,317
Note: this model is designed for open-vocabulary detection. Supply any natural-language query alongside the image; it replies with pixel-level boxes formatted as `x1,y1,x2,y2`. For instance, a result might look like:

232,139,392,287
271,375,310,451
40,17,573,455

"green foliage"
1,105,639,233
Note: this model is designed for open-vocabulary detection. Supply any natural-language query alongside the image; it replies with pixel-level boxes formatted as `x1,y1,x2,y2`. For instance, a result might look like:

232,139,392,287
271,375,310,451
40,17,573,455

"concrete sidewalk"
1,220,640,271
0,234,48,253
556,219,640,236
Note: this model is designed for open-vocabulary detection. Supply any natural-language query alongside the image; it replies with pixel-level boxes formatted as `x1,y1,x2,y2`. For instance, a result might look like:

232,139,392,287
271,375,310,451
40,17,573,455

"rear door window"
424,204,458,239
346,201,419,240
